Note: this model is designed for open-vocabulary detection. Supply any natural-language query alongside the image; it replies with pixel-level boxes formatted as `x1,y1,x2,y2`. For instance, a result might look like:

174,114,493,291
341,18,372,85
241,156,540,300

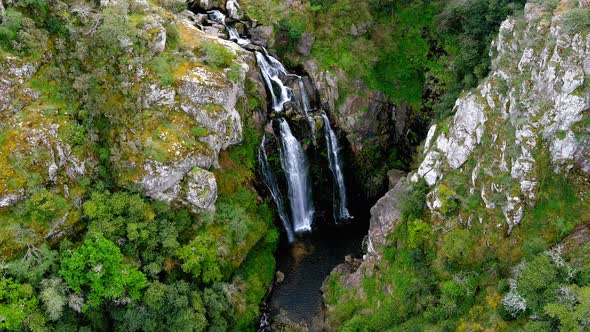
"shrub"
150,56,175,85
200,42,235,69
562,8,590,34
442,228,474,264
0,9,23,51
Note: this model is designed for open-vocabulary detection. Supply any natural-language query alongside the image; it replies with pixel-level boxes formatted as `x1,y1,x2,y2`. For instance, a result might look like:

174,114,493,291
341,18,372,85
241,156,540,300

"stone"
387,169,405,190
226,0,240,20
295,32,314,56
366,176,408,254
182,167,217,211
140,15,167,53
249,25,274,47
275,271,285,283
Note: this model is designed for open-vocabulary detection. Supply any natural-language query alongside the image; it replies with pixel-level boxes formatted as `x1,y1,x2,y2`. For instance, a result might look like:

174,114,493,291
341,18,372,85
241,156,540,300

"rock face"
412,3,590,232
366,174,408,254
304,60,398,155
109,17,264,212
0,55,96,210
322,171,408,327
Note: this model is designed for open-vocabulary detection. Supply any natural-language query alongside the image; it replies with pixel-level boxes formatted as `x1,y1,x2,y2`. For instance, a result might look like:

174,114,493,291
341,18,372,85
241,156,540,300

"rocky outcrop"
303,60,398,154
366,174,409,254
412,2,590,232
322,170,408,326
0,51,96,210
108,15,265,212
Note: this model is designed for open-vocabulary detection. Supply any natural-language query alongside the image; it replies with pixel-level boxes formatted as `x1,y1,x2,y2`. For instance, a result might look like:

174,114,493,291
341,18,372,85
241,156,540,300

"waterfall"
208,10,250,46
278,118,314,232
255,51,293,112
259,135,295,243
321,112,351,222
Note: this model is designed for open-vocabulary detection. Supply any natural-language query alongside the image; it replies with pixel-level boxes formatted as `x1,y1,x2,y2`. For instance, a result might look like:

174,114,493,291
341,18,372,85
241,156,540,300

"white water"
208,10,250,46
259,135,296,243
255,51,294,112
278,118,314,232
321,112,351,222
297,78,317,141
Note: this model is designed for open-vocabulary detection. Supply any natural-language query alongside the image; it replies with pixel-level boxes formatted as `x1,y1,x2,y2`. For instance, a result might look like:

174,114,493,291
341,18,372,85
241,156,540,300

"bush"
0,9,23,51
200,42,235,69
562,8,590,34
442,228,474,264
150,56,175,85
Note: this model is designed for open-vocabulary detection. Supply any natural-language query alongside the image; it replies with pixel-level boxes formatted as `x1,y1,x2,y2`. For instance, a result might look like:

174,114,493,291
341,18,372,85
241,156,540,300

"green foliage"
40,278,67,321
562,7,590,34
191,126,209,138
177,234,222,283
0,278,38,331
227,62,242,82
280,13,307,42
114,281,207,331
442,228,475,264
155,0,187,13
0,9,24,51
400,178,428,222
407,219,431,249
59,234,147,310
544,286,590,332
21,189,68,224
150,55,175,85
200,41,236,69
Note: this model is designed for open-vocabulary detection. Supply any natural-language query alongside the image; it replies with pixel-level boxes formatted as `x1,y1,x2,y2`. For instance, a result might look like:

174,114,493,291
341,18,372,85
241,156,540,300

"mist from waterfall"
321,112,351,222
259,135,295,243
278,118,314,232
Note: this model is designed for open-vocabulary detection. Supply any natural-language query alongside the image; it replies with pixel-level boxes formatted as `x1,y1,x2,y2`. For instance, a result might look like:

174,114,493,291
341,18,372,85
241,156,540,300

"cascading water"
278,118,314,232
321,112,351,222
255,51,293,112
210,6,350,234
259,135,296,243
208,10,250,46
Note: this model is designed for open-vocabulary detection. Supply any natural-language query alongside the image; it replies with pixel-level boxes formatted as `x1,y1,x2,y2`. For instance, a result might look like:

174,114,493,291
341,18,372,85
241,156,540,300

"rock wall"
412,2,590,232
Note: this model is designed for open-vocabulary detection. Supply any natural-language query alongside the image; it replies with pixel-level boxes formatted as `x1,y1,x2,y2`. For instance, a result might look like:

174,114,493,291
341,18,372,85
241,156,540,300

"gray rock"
387,169,405,189
249,25,274,47
226,0,240,20
182,167,217,211
366,176,408,254
140,15,167,54
412,4,590,232
295,32,314,56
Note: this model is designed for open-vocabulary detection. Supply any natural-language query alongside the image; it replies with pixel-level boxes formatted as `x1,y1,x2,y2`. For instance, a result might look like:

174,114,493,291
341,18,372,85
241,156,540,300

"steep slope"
323,1,590,330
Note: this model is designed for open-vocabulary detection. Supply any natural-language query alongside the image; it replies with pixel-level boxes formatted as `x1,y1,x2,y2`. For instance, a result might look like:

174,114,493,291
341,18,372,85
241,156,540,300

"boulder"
366,174,408,254
295,32,314,56
181,167,217,211
139,15,166,54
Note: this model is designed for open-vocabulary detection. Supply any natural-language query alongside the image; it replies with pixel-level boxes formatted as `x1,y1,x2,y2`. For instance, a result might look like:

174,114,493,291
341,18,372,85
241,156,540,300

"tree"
113,281,208,332
0,278,38,330
58,234,147,311
176,234,222,283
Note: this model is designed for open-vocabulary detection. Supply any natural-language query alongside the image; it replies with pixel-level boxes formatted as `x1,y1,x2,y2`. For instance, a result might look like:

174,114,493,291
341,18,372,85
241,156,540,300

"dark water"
267,216,368,330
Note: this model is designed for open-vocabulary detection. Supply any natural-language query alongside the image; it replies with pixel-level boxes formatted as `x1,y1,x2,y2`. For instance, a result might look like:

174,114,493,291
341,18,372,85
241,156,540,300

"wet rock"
250,25,274,47
275,271,285,283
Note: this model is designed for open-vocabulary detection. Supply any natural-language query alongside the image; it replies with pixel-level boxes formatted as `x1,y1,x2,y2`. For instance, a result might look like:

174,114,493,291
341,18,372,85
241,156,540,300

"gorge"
0,0,589,331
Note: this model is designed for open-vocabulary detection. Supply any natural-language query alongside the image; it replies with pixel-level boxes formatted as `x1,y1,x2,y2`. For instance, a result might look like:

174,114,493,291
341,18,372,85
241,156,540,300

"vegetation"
0,0,276,330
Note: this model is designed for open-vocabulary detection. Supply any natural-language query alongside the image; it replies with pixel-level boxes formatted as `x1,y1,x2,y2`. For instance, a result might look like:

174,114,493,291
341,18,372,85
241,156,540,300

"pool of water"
267,216,368,330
